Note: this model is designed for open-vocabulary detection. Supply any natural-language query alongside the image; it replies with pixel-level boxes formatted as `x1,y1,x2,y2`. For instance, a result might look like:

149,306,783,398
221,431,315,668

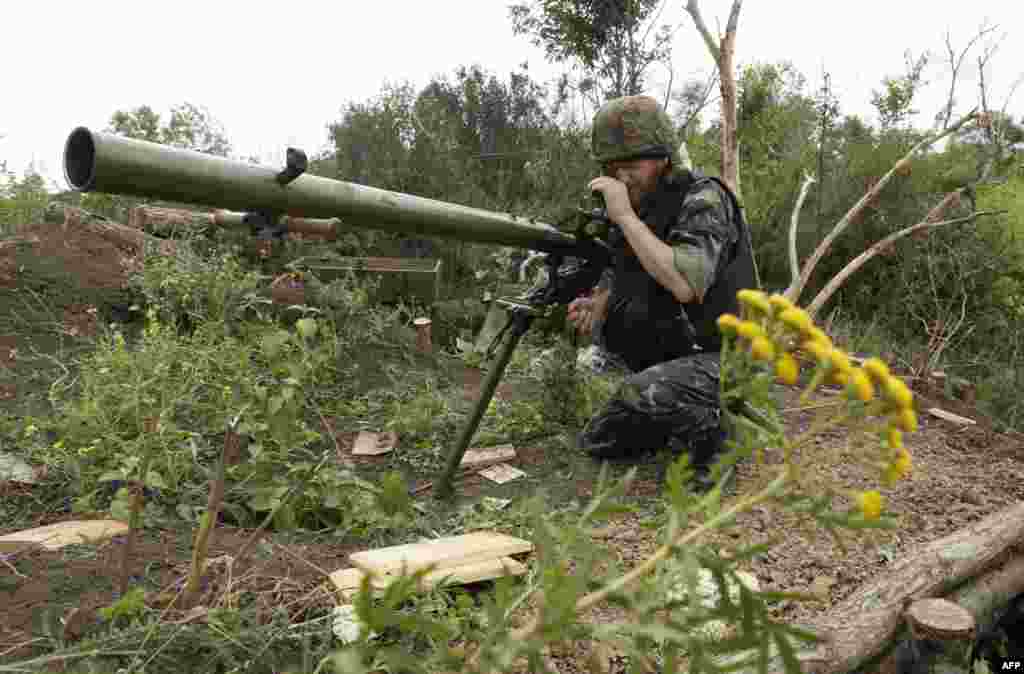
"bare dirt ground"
1,221,1023,671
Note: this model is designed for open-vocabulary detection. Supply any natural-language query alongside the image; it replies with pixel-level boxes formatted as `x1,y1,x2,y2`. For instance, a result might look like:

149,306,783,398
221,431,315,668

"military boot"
668,427,736,495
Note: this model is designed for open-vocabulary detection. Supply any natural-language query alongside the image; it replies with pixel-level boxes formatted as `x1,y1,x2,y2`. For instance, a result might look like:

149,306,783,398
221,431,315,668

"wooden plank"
330,567,369,600
349,531,533,576
352,431,397,456
459,445,516,470
412,556,526,589
479,463,527,484
330,556,526,598
0,520,129,551
927,407,976,426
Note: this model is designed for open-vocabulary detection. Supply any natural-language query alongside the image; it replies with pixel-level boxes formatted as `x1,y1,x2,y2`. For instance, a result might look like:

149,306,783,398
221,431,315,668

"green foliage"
870,50,929,130
108,102,231,156
98,587,147,625
508,0,672,105
128,249,265,330
0,165,49,231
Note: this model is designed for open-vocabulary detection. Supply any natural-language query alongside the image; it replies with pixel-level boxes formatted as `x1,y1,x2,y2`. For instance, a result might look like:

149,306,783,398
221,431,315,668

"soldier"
566,95,756,491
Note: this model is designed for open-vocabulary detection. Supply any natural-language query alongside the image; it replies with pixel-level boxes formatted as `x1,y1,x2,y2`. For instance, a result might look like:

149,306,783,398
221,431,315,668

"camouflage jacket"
599,173,749,371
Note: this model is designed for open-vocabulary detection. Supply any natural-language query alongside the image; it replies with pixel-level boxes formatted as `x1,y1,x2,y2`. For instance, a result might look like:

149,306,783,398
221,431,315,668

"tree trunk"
718,23,740,197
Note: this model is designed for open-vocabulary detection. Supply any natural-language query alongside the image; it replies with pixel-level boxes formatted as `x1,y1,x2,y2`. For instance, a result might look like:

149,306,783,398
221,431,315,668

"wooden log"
63,207,182,258
948,552,1024,634
127,205,342,241
128,205,214,236
747,501,1024,673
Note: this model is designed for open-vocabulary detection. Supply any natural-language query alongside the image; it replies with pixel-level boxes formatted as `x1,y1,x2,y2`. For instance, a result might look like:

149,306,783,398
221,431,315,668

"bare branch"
939,23,998,130
662,60,675,111
999,73,1024,119
675,71,720,134
725,0,743,34
789,172,817,286
805,210,1006,318
684,0,721,63
785,109,978,304
639,0,671,49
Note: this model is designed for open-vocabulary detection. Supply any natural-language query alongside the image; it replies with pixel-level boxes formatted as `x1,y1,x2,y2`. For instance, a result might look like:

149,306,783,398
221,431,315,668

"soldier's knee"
577,429,632,461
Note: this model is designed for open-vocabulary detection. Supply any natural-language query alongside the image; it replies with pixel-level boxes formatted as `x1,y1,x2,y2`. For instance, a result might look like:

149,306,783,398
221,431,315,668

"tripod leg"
434,311,534,499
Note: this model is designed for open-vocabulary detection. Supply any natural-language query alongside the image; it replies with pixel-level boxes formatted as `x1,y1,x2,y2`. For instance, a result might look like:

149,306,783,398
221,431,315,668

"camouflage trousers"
576,341,725,463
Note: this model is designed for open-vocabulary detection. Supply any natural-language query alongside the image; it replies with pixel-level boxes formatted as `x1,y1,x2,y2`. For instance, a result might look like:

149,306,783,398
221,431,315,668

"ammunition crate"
298,256,444,304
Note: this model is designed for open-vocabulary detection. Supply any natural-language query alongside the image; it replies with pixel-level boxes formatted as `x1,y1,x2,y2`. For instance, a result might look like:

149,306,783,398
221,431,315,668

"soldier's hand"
567,297,595,336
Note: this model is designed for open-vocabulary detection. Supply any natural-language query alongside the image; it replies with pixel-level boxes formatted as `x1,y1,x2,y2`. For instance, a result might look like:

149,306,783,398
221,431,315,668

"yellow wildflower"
778,306,813,335
768,293,795,315
828,349,854,384
737,289,771,314
717,313,741,336
884,377,914,409
856,490,884,520
802,340,832,364
751,336,776,362
892,407,918,433
775,352,800,385
894,447,912,479
848,368,875,402
737,320,765,341
807,326,833,349
830,349,853,374
887,427,903,450
863,357,890,383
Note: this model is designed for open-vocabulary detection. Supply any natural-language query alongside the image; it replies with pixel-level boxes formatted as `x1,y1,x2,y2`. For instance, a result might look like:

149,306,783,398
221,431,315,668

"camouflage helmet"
591,95,691,176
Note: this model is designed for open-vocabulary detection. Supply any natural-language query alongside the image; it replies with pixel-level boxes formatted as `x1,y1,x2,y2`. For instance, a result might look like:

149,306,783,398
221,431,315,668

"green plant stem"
119,425,157,596
473,470,789,669
182,426,235,607
783,410,849,464
118,480,145,597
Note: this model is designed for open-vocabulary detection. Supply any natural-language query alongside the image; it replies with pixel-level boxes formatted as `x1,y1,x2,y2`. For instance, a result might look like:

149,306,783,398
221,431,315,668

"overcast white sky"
2,1,1019,191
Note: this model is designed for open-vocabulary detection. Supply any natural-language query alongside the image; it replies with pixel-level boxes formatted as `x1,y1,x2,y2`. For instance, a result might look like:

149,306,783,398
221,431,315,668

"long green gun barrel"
63,127,600,260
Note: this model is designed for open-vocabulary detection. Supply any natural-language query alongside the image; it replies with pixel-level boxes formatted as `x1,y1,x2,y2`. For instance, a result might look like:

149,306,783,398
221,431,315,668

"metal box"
299,256,444,304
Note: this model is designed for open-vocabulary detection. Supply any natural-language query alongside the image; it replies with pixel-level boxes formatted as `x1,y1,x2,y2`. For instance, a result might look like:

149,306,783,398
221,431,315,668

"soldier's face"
603,158,669,208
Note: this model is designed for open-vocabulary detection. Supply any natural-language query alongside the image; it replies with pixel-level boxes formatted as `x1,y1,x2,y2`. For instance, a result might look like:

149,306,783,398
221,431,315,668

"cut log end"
906,598,975,641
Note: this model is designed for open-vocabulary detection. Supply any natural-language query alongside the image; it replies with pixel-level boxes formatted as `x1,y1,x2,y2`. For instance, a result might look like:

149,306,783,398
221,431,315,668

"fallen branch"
789,501,1024,674
785,109,978,304
805,209,1006,318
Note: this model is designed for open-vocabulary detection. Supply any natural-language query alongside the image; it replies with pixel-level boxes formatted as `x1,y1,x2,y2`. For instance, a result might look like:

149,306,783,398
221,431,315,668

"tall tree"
508,0,673,108
870,50,930,132
108,103,231,156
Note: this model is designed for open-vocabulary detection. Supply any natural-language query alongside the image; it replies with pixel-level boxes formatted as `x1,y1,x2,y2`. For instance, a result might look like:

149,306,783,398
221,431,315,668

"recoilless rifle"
62,127,620,498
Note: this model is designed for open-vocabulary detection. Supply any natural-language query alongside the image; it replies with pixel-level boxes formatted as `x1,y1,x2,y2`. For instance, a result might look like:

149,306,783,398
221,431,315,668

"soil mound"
0,221,137,291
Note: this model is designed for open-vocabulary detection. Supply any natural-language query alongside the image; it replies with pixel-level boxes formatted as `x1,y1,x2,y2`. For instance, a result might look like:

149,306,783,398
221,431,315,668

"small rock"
961,490,984,506
810,575,836,601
